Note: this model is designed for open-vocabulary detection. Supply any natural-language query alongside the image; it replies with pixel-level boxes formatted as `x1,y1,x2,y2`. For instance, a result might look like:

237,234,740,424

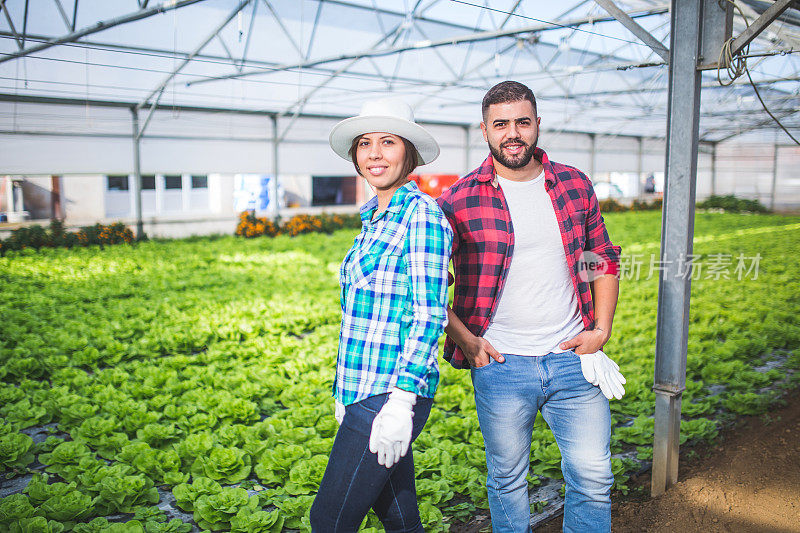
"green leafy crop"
1,213,798,531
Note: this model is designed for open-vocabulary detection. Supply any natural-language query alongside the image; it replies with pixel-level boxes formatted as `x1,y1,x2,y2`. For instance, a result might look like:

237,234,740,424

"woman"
310,99,452,532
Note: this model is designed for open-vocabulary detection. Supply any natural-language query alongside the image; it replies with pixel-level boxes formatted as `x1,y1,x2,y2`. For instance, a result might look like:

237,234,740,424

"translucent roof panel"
0,0,797,143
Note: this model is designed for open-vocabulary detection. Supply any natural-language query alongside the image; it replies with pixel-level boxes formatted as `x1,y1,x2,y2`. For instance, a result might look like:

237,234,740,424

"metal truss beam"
136,0,251,117
52,0,73,31
188,5,668,86
703,107,800,142
276,10,413,140
0,30,461,90
594,0,669,61
0,0,23,49
534,75,800,99
731,0,794,56
0,0,206,65
261,0,304,59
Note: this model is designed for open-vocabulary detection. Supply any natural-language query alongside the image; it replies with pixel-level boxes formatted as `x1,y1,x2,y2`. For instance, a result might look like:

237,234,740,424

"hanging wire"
716,0,799,145
449,0,658,48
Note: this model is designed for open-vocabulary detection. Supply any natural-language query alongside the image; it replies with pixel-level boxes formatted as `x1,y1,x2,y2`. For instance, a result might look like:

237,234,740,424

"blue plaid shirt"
335,181,452,406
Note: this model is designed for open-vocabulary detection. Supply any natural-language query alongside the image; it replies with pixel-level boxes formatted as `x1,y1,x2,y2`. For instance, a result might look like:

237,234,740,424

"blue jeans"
310,393,433,533
471,352,612,533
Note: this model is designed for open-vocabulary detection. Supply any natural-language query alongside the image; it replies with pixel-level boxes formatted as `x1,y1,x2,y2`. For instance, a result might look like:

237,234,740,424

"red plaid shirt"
436,148,622,369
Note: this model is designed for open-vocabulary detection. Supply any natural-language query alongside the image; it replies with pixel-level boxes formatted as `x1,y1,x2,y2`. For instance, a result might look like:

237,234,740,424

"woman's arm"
394,202,452,394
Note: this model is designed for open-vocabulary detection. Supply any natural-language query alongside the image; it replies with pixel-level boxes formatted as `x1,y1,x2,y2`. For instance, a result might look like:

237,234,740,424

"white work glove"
579,350,626,400
334,399,345,425
368,388,416,468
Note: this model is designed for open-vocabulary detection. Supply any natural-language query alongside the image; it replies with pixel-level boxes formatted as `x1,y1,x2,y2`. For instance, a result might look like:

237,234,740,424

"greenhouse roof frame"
0,0,797,143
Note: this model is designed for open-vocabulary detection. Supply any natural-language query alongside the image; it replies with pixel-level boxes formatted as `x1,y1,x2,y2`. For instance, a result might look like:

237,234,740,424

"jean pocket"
472,358,497,371
351,393,389,414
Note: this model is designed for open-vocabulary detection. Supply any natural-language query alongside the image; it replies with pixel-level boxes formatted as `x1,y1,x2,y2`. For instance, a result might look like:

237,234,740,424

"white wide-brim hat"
329,98,440,165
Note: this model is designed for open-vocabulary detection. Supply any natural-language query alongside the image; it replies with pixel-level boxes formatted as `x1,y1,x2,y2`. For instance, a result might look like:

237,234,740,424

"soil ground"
536,389,800,533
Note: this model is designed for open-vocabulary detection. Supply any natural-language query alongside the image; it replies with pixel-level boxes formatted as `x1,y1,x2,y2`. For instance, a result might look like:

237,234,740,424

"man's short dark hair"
482,80,537,120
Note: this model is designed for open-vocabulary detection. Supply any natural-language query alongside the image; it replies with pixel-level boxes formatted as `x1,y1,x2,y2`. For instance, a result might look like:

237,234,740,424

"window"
107,175,129,191
191,175,208,189
164,175,183,189
312,176,356,206
141,175,156,190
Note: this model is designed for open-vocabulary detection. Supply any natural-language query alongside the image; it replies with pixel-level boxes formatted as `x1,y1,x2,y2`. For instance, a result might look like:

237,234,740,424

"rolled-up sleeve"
395,202,453,394
585,186,622,277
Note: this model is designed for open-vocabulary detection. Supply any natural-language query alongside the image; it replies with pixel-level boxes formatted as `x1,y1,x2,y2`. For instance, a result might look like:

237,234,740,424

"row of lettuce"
0,213,362,256
1,211,798,532
0,195,769,256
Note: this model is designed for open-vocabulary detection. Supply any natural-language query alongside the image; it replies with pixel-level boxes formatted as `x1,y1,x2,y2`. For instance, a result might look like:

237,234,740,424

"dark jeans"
310,393,433,533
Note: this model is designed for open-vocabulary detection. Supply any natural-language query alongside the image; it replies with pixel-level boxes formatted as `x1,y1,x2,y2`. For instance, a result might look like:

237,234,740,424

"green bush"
0,220,135,256
697,194,769,213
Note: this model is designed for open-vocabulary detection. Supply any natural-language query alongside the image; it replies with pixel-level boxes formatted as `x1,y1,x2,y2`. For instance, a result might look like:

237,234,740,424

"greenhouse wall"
2,102,799,238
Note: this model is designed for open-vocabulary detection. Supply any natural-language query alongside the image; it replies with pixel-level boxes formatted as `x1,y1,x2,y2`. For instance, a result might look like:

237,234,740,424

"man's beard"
489,138,537,169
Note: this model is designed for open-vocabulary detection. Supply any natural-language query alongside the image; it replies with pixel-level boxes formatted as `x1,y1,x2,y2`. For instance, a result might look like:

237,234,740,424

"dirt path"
537,390,800,532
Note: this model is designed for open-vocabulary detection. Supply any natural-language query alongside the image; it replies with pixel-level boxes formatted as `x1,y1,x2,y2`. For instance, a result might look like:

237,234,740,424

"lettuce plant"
136,423,181,448
190,446,251,485
77,463,132,495
38,488,95,524
72,518,145,533
94,472,159,514
229,508,284,533
57,402,98,431
24,473,75,505
38,440,94,479
9,516,66,533
254,444,310,486
173,432,215,465
284,455,329,496
115,441,184,484
0,493,36,526
172,477,222,512
133,506,192,533
193,487,259,531
273,494,315,530
0,432,35,472
0,398,50,428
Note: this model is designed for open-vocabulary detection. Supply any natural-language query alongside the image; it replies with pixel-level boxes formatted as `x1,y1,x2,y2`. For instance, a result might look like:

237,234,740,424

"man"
436,80,625,533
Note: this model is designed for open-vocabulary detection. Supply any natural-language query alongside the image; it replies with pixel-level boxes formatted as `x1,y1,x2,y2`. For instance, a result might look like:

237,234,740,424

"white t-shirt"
482,171,585,356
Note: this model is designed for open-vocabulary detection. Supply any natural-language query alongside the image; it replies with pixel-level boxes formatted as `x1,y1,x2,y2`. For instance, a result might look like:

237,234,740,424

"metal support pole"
637,136,644,200
131,107,144,240
651,0,703,498
463,125,471,175
770,143,779,211
270,114,279,219
588,133,596,177
710,142,717,196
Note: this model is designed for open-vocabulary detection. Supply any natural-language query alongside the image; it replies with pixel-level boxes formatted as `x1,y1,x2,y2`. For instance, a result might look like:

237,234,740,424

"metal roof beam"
0,30,483,90
276,13,412,140
71,0,78,31
594,0,669,61
534,75,800,98
0,0,23,49
731,0,794,56
0,0,206,65
261,0,304,59
238,0,258,71
52,0,73,31
136,0,251,112
187,5,669,86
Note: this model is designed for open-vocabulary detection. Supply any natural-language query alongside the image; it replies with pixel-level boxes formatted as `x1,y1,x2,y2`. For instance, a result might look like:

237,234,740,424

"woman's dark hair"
349,135,419,179
481,80,537,120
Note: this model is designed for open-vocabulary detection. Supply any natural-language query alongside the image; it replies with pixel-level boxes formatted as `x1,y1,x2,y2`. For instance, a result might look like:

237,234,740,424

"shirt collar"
476,148,556,188
359,180,417,222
